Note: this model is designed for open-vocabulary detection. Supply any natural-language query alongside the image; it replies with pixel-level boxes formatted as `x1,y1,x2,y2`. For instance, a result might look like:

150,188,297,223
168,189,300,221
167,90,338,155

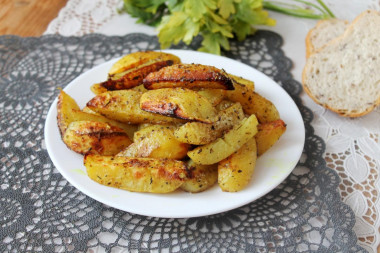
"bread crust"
302,10,380,117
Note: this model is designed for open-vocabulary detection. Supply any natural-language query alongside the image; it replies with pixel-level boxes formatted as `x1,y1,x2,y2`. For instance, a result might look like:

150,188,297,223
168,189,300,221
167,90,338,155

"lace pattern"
0,32,368,252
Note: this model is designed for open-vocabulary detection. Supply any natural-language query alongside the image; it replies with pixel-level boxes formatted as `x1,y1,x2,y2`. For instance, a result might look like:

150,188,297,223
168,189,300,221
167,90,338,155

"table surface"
0,0,67,36
1,0,379,252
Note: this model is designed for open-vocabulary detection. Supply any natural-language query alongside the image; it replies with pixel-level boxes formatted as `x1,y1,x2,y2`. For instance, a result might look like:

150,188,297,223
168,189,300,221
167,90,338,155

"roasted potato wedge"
109,51,181,76
57,89,81,136
63,121,132,155
180,160,218,193
117,125,189,159
99,51,181,91
57,90,137,138
218,137,257,192
140,88,218,123
256,119,286,156
143,63,234,90
174,102,244,145
226,86,280,123
85,155,188,193
188,114,258,165
86,90,184,124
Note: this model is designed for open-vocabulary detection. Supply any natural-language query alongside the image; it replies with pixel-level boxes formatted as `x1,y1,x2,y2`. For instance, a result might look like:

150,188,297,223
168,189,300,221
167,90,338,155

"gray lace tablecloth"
0,32,366,252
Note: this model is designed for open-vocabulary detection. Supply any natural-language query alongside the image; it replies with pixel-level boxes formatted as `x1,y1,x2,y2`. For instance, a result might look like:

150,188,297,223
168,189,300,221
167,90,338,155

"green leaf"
199,32,231,55
157,12,188,48
184,0,208,21
217,0,236,19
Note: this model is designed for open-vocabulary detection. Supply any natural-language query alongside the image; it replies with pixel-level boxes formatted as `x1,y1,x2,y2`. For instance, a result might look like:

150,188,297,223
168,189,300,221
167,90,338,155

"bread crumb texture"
306,19,348,57
303,10,380,117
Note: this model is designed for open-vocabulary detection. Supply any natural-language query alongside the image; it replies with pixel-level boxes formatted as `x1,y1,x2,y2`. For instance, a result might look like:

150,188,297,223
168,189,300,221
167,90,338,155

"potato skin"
63,121,132,155
117,125,189,160
218,137,257,192
86,90,184,124
256,119,286,156
103,60,177,90
84,155,188,193
140,88,217,123
181,160,218,193
188,114,258,165
143,63,234,90
99,51,181,91
109,51,181,76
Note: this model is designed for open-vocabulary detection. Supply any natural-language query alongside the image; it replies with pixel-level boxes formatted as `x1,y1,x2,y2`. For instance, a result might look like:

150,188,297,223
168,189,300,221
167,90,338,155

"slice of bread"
305,19,348,58
302,10,380,117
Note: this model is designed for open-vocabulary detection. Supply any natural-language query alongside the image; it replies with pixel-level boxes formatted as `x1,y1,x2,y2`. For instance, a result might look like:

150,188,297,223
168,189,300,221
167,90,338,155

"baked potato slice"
117,125,189,159
180,160,218,193
143,63,234,90
187,114,259,165
63,121,132,155
174,102,244,145
84,155,188,193
226,86,280,123
256,119,286,156
109,51,181,76
218,137,257,192
57,89,81,136
86,90,184,124
57,90,136,138
140,88,218,123
99,51,181,91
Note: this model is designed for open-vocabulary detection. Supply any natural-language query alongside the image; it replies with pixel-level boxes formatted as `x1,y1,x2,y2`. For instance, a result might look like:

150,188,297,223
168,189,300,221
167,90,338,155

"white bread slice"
302,10,380,117
305,19,349,58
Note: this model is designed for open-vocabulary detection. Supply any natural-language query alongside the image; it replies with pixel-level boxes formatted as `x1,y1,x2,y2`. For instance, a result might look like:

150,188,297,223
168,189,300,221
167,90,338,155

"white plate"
44,50,305,218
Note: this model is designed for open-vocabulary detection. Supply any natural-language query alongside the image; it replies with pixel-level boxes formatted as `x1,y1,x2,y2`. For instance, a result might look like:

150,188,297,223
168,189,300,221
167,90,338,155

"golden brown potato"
100,51,181,91
84,155,188,193
86,90,184,124
82,106,98,114
57,89,81,136
91,83,147,95
117,125,189,159
63,121,132,155
226,86,280,123
180,160,218,193
174,102,244,145
109,51,181,76
187,114,259,165
140,88,218,123
57,90,136,138
90,83,108,95
228,74,255,90
256,119,286,156
218,137,257,192
215,100,236,111
143,63,234,90
197,89,226,106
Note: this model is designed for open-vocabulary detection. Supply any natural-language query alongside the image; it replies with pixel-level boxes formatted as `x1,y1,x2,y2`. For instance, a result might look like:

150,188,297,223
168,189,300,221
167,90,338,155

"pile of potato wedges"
57,51,286,193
